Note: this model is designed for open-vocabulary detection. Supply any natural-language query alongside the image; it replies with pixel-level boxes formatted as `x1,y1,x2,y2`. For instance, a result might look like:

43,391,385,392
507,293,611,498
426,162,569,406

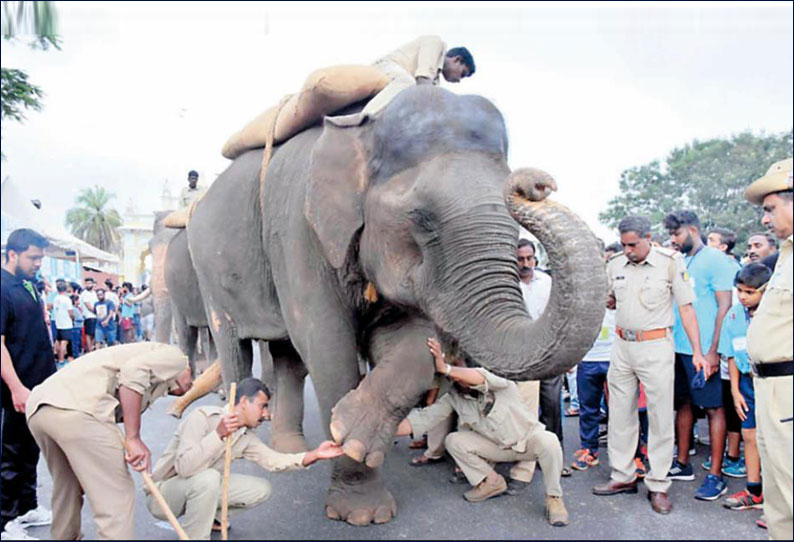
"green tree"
66,186,122,252
1,1,59,159
600,130,793,251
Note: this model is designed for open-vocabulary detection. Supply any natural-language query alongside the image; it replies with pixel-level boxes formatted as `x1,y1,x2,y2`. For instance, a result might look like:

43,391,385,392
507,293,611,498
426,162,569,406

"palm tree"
66,185,122,252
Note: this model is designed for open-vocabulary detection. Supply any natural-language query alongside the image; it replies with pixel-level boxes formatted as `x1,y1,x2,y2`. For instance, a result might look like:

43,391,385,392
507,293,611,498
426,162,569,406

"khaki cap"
745,157,793,205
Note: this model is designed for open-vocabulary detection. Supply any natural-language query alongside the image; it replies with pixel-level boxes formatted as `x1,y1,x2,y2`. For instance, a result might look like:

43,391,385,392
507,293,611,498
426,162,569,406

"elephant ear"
304,121,372,269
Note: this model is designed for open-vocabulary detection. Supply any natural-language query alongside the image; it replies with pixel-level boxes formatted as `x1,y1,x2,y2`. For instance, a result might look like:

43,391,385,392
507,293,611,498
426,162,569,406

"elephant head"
305,86,606,380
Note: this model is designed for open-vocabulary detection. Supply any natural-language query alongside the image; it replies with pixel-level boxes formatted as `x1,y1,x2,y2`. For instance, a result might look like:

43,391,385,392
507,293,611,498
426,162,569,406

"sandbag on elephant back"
221,64,389,159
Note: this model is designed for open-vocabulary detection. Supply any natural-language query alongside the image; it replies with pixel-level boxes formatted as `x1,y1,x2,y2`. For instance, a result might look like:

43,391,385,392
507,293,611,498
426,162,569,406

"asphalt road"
25,367,766,540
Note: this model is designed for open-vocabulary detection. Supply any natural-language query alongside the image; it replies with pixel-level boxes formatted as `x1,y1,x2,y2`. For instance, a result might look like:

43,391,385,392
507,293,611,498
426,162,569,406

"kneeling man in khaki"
25,342,194,540
396,338,568,527
148,377,344,540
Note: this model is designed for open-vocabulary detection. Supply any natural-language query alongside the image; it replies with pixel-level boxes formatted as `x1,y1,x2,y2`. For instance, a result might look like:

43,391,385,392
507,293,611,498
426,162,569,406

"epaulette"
607,251,624,262
654,246,678,258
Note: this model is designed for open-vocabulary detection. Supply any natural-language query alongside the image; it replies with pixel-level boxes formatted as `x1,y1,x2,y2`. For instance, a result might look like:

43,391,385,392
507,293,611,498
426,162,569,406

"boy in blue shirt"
719,263,771,512
664,211,735,501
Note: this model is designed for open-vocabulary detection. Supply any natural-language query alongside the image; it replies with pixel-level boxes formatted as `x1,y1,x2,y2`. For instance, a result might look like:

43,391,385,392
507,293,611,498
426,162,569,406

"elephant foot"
330,385,400,468
325,466,396,525
270,431,308,453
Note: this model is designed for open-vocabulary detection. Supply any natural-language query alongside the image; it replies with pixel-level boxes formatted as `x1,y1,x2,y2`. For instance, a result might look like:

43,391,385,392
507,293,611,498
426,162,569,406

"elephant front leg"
330,317,436,469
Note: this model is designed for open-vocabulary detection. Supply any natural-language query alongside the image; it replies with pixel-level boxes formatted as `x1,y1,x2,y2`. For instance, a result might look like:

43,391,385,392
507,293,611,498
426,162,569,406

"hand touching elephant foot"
509,167,558,202
325,462,397,526
330,385,403,468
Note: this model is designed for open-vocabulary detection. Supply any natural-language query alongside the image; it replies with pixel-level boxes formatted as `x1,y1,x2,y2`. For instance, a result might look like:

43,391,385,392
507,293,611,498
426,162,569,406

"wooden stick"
221,382,237,541
120,435,189,540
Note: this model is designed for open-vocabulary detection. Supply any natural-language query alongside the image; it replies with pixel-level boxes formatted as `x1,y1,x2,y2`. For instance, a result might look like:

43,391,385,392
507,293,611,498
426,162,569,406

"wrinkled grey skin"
164,229,216,375
150,211,178,344
187,86,606,525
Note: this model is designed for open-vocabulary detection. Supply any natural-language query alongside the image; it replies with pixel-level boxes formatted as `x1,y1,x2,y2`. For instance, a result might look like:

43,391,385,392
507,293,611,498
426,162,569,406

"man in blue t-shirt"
93,288,117,347
664,211,735,501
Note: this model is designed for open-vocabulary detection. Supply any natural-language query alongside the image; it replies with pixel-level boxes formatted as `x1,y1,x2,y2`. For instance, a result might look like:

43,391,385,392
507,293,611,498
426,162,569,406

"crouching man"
148,377,343,540
26,342,194,540
395,338,569,527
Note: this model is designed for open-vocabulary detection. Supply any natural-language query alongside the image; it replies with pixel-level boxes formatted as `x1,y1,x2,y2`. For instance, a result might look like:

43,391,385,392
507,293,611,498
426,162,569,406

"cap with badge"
745,157,793,205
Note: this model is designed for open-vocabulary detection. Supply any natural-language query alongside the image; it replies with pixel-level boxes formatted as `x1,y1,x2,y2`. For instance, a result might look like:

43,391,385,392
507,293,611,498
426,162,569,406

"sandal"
410,455,444,467
565,407,579,417
212,519,230,532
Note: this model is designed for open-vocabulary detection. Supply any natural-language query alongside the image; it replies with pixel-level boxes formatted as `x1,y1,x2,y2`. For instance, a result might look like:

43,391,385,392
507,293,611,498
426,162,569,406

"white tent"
1,177,120,265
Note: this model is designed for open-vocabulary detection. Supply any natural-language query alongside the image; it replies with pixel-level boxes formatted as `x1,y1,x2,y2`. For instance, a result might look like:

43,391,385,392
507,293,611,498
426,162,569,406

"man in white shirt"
79,278,99,352
52,281,74,363
516,239,569,476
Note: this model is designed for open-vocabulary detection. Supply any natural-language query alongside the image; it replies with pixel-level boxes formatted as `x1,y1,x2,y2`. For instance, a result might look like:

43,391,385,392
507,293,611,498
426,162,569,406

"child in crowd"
718,262,771,512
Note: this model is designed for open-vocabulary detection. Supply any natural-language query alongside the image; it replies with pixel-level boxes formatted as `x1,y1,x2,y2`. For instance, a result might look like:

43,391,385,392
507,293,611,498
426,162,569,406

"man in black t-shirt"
1,229,56,539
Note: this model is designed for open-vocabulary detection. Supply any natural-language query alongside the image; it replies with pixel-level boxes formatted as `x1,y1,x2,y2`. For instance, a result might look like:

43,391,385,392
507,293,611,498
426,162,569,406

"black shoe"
449,470,467,484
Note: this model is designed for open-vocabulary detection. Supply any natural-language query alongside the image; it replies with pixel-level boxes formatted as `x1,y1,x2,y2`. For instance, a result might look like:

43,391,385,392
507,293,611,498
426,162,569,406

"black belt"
751,360,793,379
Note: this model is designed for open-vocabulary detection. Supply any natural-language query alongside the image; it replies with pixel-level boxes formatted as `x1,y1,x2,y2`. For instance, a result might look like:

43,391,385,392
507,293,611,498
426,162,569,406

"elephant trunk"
430,169,607,381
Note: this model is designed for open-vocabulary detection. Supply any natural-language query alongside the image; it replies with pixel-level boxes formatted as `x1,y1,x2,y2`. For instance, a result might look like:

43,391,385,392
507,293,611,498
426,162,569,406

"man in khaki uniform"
592,216,707,515
147,377,343,540
744,157,793,541
25,343,193,540
328,36,475,127
396,338,568,527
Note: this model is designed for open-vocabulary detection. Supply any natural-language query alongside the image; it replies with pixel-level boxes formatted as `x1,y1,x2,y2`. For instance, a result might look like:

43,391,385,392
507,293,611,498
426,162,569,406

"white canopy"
1,177,120,265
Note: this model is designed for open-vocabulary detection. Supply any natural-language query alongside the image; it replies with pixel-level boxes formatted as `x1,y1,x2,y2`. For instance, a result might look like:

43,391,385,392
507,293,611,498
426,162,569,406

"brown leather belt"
750,360,793,379
616,327,670,342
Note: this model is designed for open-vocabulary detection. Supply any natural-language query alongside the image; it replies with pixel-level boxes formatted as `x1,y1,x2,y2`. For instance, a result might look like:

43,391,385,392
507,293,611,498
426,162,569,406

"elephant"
164,228,216,376
185,85,606,525
149,211,178,344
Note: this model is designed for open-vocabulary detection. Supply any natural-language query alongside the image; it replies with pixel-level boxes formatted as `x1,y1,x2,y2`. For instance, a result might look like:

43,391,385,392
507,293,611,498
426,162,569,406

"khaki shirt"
380,35,446,82
407,368,543,454
179,185,206,208
747,235,793,363
26,343,188,424
607,246,695,331
151,406,306,485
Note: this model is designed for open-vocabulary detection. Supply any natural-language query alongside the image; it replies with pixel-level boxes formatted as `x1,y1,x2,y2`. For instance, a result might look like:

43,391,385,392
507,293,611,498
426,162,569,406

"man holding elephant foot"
395,338,569,527
148,377,344,540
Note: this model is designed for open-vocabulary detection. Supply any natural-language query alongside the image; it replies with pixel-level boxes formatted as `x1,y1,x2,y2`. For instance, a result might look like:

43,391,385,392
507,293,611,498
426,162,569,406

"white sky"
1,1,792,242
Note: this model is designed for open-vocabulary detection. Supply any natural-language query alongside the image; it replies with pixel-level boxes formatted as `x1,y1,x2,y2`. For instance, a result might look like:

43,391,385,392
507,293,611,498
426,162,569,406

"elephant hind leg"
268,340,308,453
173,308,199,376
210,311,254,393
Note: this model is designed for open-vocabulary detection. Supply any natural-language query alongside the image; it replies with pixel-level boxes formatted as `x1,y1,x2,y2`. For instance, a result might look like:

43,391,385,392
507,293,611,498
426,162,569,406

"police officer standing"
744,157,793,541
592,216,706,515
1,229,55,540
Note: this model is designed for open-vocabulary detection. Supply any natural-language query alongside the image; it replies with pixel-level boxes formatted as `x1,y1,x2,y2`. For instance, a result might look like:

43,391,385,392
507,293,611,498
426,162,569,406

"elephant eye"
408,209,437,233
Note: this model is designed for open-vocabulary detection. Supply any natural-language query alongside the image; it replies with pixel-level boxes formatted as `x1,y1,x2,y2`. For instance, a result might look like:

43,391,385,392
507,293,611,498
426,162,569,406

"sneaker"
545,495,569,527
634,458,647,479
672,445,697,458
571,449,599,471
13,506,51,528
723,489,763,511
721,457,747,479
695,474,728,501
667,460,695,481
1,522,38,541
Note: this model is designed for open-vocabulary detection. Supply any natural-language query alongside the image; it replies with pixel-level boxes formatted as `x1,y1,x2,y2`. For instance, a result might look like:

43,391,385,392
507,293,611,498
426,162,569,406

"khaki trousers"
755,374,793,540
424,413,456,459
444,429,563,497
607,336,674,493
361,60,417,117
146,470,270,540
512,380,541,482
28,406,135,540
